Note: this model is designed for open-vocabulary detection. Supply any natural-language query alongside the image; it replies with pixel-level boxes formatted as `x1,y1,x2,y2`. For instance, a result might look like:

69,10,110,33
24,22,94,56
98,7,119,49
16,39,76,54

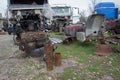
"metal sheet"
85,14,104,37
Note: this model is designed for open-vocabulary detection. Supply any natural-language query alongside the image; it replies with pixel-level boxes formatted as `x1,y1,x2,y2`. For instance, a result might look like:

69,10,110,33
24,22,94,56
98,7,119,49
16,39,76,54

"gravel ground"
0,34,22,80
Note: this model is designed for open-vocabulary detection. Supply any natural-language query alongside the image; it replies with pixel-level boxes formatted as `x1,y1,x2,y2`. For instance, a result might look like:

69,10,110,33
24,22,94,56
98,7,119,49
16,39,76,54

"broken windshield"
52,7,71,16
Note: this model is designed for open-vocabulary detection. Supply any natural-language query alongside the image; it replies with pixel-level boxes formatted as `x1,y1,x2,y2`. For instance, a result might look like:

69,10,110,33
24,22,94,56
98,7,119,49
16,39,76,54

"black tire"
8,32,11,35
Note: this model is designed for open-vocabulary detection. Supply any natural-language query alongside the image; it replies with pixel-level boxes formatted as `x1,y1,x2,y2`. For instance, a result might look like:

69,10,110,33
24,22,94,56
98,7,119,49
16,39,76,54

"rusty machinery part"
85,36,105,42
63,37,75,44
54,53,61,66
9,9,52,43
21,32,49,43
19,32,49,54
85,34,120,45
44,43,54,71
95,44,112,56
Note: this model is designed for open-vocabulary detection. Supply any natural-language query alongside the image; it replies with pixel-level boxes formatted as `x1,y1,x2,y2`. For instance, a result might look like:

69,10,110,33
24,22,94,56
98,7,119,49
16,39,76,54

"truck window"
52,7,71,16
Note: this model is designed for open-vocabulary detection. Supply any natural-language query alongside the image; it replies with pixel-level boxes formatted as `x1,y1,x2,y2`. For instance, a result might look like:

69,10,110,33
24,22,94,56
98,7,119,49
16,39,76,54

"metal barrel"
46,58,54,71
44,43,54,71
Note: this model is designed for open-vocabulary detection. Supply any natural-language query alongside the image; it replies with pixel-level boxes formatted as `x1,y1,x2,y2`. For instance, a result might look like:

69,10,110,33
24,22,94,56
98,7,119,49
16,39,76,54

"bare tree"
79,10,86,23
116,4,120,15
88,0,97,14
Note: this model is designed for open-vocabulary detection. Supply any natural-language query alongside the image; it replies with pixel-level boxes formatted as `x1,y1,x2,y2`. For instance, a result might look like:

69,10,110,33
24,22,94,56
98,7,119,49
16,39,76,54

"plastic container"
95,2,115,9
95,2,118,19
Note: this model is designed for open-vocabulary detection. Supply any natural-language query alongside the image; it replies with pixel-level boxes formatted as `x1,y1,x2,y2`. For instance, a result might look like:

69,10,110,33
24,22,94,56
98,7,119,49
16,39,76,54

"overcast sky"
0,0,120,17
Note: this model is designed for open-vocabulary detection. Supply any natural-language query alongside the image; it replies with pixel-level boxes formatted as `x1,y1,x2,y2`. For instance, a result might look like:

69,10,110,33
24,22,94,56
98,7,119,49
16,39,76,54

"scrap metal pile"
8,0,53,55
7,0,62,71
103,19,120,44
64,14,105,42
19,32,49,55
5,0,119,71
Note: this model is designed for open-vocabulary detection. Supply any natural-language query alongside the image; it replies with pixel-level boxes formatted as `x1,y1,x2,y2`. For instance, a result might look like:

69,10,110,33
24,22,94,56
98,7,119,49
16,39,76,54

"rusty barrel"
44,43,54,71
95,44,112,55
54,53,61,66
46,58,54,71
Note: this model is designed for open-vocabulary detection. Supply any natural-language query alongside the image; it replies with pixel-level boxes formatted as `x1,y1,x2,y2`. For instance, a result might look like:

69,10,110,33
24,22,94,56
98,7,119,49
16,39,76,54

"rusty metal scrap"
85,36,105,42
95,44,112,55
44,43,54,71
19,32,49,51
54,53,61,66
21,32,48,43
63,37,75,44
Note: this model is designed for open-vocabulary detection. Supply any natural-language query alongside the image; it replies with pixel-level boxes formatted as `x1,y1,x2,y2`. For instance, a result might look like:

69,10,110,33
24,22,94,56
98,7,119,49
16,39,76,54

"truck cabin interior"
10,0,48,5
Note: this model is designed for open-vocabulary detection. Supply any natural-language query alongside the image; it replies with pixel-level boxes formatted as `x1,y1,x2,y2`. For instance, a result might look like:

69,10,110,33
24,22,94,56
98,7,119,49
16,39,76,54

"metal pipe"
54,53,61,66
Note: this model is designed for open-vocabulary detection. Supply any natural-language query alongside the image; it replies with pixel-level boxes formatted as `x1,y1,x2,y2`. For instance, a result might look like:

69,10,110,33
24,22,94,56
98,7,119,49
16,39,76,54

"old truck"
7,0,54,57
51,5,77,32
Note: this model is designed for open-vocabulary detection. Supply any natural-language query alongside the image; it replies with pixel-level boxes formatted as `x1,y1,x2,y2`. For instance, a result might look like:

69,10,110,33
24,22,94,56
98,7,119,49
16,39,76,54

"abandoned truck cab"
7,0,49,32
7,0,53,55
51,5,73,32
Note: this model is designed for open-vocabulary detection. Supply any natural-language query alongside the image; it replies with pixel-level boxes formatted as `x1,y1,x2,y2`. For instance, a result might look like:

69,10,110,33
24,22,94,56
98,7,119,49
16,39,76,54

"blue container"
95,2,118,19
95,2,115,10
96,8,118,19
114,8,119,19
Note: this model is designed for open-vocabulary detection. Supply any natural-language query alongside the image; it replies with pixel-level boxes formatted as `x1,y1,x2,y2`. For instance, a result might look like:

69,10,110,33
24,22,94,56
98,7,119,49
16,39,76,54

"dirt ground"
0,34,23,79
0,34,43,80
0,34,76,80
0,34,119,80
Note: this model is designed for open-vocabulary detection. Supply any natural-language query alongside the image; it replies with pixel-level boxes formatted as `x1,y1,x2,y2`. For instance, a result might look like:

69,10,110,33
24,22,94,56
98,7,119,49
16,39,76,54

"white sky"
0,0,120,17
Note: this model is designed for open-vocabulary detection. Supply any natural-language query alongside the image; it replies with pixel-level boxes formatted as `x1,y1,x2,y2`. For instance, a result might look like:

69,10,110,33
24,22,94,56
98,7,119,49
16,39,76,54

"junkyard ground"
0,33,120,80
